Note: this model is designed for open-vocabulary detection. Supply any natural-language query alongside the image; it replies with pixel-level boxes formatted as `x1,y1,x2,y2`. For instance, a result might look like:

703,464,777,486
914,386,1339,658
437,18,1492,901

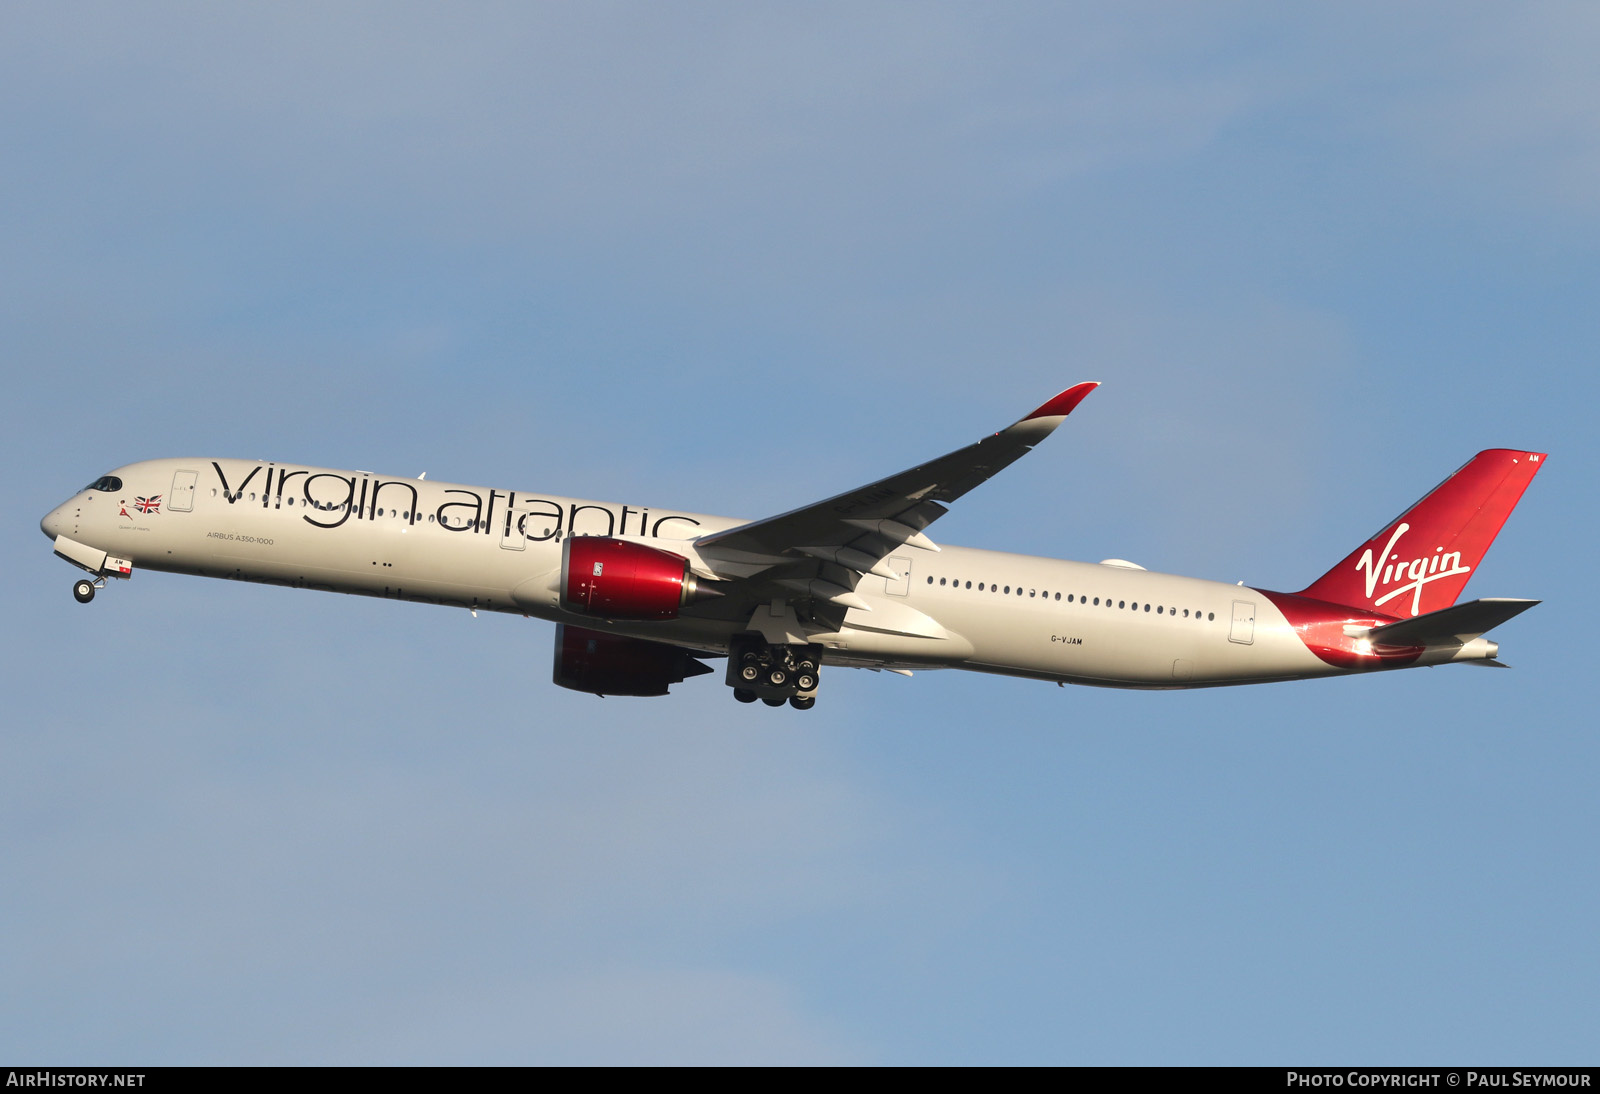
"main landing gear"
72,578,102,604
727,635,823,711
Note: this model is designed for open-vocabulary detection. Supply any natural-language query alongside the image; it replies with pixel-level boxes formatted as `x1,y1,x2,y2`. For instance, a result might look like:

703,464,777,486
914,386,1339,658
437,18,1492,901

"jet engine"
552,624,713,697
559,536,708,620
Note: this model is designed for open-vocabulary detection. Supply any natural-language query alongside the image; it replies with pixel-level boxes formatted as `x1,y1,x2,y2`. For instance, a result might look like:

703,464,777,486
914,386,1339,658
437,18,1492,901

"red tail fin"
1297,449,1546,618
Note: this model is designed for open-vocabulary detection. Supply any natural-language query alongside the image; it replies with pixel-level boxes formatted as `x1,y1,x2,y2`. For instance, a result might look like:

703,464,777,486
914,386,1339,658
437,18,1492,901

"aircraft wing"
689,382,1098,608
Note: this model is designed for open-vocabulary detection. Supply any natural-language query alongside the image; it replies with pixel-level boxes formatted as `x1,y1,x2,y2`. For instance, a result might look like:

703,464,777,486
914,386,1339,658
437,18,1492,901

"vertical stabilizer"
1297,449,1545,617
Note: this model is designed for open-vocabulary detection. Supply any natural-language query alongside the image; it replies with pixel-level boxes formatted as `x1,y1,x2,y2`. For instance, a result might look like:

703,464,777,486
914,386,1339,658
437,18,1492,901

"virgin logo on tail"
1354,522,1472,617
1297,449,1546,618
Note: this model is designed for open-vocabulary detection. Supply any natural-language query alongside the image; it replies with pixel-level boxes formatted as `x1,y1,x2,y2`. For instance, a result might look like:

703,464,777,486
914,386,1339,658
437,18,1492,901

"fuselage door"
1229,599,1256,645
503,510,561,550
885,555,912,597
501,511,528,551
169,469,199,512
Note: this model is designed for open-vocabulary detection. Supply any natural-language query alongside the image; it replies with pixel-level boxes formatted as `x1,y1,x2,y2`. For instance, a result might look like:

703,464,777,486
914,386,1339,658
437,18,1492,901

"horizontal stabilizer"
1365,598,1539,647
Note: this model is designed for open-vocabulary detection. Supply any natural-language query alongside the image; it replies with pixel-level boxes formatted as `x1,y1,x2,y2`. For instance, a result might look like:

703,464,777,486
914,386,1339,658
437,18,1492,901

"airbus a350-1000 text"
41,384,1545,710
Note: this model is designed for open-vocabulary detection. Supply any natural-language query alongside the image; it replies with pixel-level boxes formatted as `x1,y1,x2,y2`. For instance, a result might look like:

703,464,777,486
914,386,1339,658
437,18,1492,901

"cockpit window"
83,476,122,493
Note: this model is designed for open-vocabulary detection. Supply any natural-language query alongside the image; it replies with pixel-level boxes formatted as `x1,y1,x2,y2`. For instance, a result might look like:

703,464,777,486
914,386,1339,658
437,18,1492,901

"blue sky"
2,3,1594,1064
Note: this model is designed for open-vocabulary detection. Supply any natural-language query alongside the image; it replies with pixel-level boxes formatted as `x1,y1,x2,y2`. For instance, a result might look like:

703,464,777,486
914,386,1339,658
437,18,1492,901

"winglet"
1022,381,1100,423
1003,382,1100,441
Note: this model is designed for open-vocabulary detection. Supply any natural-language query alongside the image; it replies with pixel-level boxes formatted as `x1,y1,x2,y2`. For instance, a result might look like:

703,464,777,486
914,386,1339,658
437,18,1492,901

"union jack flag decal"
134,495,162,514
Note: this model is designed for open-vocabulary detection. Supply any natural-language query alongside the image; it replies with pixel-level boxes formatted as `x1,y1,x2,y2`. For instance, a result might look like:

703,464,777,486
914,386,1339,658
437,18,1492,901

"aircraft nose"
41,503,66,541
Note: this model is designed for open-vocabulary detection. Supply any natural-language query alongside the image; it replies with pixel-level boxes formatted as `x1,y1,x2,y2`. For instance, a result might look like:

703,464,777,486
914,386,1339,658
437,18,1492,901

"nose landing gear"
72,578,101,604
727,635,823,710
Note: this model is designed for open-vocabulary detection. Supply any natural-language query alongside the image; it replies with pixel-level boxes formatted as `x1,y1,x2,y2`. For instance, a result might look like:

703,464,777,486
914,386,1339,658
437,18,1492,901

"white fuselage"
40,458,1472,690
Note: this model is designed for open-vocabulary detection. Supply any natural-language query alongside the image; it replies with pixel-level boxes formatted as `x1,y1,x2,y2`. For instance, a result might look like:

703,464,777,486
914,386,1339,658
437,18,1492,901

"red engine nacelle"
552,624,713,697
560,536,701,621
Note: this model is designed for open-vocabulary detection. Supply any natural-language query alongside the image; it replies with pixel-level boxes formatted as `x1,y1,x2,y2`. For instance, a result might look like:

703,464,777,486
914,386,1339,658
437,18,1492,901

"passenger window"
1144,604,1150,612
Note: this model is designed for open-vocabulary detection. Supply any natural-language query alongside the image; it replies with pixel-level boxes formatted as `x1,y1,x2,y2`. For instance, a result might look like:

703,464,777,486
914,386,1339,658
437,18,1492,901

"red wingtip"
1024,381,1100,422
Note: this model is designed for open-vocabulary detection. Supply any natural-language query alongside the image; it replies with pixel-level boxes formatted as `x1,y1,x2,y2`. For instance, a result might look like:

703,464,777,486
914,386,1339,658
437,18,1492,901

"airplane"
40,383,1546,709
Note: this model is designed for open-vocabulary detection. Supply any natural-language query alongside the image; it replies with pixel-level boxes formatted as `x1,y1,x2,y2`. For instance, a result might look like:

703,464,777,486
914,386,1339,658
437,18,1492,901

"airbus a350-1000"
41,384,1546,710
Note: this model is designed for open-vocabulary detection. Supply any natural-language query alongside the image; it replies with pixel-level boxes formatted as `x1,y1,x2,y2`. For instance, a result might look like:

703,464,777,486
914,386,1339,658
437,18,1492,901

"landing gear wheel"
72,579,95,604
789,696,815,711
725,636,826,708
